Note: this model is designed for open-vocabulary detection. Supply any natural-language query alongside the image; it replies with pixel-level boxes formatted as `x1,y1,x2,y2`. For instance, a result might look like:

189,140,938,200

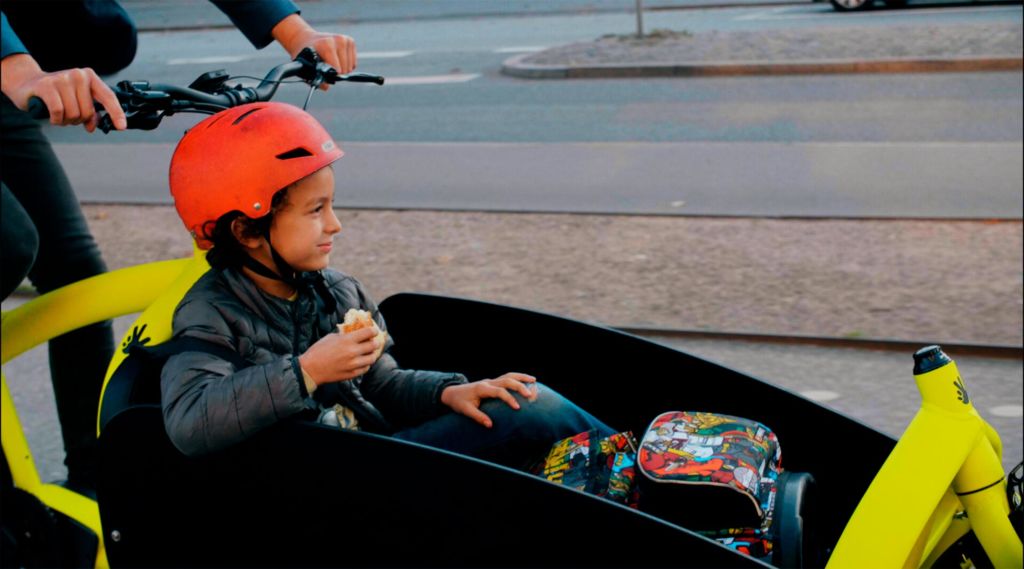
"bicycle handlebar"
26,48,384,132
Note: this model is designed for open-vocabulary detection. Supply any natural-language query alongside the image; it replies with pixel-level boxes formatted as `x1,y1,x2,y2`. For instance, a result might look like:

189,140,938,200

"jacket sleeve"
347,283,468,428
1,12,29,60
160,299,313,457
209,0,299,49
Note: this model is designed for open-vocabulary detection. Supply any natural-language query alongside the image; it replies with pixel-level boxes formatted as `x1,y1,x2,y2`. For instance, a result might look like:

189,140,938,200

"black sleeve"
209,0,299,49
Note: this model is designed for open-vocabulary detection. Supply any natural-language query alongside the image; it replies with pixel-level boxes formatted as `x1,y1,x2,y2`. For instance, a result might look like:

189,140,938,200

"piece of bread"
339,308,387,360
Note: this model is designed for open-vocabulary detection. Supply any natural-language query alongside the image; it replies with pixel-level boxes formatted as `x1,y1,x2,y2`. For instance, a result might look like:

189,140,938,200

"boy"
161,102,613,467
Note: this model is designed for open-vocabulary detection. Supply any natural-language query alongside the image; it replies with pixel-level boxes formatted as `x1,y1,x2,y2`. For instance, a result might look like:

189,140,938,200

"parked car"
831,0,906,11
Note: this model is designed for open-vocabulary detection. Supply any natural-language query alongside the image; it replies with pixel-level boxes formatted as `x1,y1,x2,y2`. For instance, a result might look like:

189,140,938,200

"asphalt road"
121,0,810,29
38,3,1024,218
53,140,1024,218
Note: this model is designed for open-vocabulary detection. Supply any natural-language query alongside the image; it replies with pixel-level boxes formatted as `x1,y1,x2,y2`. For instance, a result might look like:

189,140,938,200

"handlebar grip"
27,96,49,119
340,73,385,86
25,95,120,133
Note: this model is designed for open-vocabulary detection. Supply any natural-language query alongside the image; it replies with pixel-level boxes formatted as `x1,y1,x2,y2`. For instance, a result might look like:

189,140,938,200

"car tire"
830,0,874,10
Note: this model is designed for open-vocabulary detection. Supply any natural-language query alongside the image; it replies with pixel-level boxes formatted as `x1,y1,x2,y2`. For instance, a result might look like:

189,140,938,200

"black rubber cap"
913,345,951,375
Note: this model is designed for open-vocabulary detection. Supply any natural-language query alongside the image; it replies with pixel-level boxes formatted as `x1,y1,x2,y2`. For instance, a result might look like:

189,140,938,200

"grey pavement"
54,206,1024,349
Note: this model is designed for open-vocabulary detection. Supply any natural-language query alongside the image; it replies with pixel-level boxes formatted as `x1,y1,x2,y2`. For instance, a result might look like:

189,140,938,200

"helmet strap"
235,229,298,286
239,253,288,283
268,242,300,286
241,231,338,312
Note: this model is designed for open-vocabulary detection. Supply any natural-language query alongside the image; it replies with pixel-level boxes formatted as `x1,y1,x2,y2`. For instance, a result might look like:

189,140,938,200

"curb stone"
501,52,1024,78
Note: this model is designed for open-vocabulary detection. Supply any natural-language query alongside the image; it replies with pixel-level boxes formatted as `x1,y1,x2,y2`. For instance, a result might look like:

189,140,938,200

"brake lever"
98,84,170,132
293,47,385,86
98,110,163,133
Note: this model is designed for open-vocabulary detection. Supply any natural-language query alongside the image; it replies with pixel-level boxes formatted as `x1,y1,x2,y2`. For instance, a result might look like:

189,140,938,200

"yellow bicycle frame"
829,348,1023,568
1,249,209,569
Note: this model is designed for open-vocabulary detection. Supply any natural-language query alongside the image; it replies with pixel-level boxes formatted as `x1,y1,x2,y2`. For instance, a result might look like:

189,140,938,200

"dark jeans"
1,94,114,491
393,383,614,469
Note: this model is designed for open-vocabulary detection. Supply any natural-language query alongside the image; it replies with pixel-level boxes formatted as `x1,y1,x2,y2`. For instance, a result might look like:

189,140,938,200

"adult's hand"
271,14,356,88
0,53,126,131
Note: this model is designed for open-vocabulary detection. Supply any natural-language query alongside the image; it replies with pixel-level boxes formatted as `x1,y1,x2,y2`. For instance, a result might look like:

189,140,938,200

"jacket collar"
219,266,335,319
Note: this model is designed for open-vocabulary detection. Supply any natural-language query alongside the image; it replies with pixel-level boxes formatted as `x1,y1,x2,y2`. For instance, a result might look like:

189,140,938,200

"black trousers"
1,94,114,490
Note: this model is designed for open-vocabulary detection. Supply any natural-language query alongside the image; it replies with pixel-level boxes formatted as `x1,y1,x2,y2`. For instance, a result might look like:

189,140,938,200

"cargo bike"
2,50,1021,568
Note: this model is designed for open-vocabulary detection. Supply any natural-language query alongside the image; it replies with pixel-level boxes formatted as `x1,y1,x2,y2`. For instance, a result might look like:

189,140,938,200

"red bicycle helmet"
169,102,344,249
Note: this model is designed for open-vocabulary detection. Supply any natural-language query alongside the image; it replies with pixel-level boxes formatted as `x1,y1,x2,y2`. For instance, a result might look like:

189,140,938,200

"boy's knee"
513,384,608,441
518,385,567,416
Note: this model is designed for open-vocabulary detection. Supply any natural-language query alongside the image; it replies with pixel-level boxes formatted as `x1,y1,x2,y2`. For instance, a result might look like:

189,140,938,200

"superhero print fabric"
533,429,640,507
636,411,782,536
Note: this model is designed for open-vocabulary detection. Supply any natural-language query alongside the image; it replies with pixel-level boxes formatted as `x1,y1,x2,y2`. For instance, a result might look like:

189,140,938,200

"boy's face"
267,166,341,272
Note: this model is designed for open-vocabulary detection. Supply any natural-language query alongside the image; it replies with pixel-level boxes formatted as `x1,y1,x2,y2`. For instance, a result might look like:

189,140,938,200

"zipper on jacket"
290,295,303,356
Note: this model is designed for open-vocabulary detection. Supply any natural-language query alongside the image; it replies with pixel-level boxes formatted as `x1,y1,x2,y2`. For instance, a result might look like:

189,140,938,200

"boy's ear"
230,218,265,250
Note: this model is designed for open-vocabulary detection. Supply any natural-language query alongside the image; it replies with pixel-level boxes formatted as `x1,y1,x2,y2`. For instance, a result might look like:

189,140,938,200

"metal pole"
635,0,644,37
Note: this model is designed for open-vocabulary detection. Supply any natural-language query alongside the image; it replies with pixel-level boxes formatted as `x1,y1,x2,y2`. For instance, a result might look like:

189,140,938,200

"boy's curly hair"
204,188,289,270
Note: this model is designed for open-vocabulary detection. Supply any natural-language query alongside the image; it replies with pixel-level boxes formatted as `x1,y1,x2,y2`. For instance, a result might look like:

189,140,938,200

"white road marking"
385,73,480,86
494,46,547,53
799,390,841,402
168,55,248,65
735,7,788,21
990,405,1024,418
360,51,415,59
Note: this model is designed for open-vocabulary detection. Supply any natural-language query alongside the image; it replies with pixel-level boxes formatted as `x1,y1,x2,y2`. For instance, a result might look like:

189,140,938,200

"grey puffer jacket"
160,267,467,457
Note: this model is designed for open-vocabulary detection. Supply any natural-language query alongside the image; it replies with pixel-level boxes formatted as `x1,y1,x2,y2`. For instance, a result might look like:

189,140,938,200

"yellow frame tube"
827,406,981,568
829,354,1021,568
917,489,971,568
2,372,42,493
2,253,203,569
2,373,109,568
954,438,1021,566
2,258,191,364
97,252,211,430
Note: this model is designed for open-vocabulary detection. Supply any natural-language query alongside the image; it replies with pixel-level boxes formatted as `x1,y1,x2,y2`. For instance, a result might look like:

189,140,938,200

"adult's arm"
1,11,28,60
210,0,357,75
0,11,126,130
209,0,300,49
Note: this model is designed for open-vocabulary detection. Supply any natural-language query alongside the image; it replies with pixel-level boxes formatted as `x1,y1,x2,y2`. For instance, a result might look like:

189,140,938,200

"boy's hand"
440,373,538,428
299,327,380,385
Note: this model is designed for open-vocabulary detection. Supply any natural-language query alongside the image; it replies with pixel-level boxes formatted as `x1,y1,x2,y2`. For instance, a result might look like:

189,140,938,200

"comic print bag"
532,429,640,507
637,411,782,531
